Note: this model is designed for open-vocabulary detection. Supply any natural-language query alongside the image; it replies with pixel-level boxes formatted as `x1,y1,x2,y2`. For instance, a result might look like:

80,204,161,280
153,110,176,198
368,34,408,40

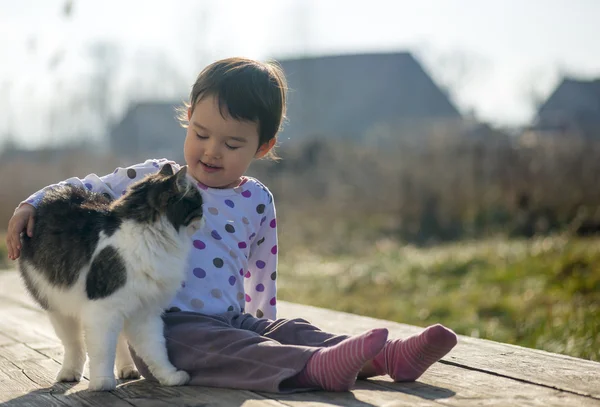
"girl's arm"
7,158,180,260
244,196,278,320
20,158,180,208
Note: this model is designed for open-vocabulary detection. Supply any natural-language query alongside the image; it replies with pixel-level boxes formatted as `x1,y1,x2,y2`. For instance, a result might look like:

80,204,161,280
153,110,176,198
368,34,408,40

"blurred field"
277,235,600,361
1,135,599,361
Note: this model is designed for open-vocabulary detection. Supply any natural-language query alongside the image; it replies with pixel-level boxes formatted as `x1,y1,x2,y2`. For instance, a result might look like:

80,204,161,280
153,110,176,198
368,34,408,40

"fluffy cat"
18,164,203,391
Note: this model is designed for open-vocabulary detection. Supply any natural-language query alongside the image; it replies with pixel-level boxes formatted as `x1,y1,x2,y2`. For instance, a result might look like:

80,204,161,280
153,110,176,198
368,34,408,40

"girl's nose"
204,141,222,159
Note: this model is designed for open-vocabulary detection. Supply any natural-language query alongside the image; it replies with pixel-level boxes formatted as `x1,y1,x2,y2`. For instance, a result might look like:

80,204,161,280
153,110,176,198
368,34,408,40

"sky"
1,0,599,147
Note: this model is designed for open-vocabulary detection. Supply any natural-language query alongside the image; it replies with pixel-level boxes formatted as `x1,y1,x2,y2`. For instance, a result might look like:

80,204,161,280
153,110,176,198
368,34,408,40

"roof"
109,101,185,158
536,77,600,127
276,52,462,142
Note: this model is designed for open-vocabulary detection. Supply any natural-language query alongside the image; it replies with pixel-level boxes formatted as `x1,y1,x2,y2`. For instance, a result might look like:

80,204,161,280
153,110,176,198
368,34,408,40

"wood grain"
1,269,599,407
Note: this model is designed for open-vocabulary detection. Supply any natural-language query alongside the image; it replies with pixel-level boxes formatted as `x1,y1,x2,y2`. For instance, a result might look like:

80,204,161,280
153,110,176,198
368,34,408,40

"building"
529,77,600,140
277,52,462,143
108,52,463,157
109,101,186,161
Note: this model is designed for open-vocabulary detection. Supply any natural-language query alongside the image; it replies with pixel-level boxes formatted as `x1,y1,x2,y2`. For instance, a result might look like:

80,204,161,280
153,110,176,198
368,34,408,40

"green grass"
0,232,9,269
278,236,600,361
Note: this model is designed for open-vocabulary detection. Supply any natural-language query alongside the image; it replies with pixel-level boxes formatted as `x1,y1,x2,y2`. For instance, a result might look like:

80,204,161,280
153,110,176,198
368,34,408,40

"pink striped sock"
296,328,388,391
372,324,457,382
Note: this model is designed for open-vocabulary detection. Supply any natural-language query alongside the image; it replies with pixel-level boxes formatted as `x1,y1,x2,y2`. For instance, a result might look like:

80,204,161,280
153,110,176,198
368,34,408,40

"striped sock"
296,328,388,391
372,324,457,382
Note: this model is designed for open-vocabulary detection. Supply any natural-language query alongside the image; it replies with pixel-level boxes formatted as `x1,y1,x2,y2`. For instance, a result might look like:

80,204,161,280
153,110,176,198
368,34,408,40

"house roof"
109,101,185,156
276,52,461,141
536,77,600,126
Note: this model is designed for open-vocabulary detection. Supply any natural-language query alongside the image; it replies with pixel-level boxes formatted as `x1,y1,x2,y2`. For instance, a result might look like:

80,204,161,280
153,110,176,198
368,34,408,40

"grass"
278,235,600,361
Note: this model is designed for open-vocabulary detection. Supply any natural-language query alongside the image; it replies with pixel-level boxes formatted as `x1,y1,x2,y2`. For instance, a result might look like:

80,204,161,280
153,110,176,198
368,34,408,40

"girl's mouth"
200,161,222,173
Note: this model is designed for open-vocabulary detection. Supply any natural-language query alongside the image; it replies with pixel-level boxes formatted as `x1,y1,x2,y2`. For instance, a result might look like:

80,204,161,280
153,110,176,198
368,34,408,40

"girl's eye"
196,133,208,139
226,144,240,150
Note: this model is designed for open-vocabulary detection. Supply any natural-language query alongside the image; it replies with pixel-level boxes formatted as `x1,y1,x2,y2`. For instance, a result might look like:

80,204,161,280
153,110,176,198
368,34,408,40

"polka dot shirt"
22,158,278,320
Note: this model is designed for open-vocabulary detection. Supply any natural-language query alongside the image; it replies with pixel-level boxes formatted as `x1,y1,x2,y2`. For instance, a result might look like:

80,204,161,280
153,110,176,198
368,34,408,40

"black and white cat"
18,164,203,391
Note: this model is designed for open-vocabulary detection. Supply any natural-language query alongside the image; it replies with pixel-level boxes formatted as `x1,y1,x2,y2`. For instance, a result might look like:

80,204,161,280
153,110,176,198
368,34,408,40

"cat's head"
113,164,203,233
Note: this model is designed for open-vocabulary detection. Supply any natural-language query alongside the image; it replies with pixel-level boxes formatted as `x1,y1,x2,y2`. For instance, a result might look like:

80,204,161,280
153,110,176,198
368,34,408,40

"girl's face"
183,95,273,189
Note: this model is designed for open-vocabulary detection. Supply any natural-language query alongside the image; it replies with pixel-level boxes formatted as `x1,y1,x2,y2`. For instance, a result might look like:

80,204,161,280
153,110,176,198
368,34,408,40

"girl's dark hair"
178,57,287,160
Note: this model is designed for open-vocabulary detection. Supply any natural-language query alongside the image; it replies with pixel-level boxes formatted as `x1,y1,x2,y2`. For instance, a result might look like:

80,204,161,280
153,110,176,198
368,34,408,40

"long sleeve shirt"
22,158,278,319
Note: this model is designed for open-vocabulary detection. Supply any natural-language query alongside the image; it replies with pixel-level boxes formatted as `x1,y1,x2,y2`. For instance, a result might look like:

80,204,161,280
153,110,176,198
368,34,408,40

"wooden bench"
0,269,598,406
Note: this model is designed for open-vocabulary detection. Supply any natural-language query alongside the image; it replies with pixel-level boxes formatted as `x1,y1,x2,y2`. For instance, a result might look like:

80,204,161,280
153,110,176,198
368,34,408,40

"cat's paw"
158,370,190,387
117,364,140,380
88,376,117,391
56,367,83,382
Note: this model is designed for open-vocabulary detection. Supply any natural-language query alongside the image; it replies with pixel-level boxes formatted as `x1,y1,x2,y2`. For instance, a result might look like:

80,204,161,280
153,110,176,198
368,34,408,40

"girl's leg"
230,313,389,391
130,311,316,392
232,313,457,382
233,314,350,347
130,311,387,393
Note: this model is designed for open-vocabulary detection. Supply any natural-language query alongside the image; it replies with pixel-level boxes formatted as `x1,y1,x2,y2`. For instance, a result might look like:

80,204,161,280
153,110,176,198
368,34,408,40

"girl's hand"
6,203,36,260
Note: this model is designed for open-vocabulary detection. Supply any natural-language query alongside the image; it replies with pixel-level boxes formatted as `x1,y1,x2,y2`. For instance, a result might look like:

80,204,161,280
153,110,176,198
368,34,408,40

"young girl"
6,57,457,393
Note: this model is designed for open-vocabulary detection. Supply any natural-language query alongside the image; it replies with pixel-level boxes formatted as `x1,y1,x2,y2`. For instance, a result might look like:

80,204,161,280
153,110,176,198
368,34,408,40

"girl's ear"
255,138,276,159
187,107,192,121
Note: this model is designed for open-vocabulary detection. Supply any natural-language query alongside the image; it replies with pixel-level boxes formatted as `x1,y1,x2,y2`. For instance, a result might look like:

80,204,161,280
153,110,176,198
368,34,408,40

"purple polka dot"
193,240,206,250
256,260,266,269
229,276,237,286
256,284,265,292
113,168,119,174
84,183,92,190
225,199,235,208
152,162,160,168
181,281,186,288
26,198,34,204
249,233,256,240
244,271,251,278
238,242,247,249
241,190,252,198
211,230,222,240
270,219,277,228
271,245,278,254
245,294,251,302
270,297,277,306
260,216,267,226
193,268,206,278
239,268,244,276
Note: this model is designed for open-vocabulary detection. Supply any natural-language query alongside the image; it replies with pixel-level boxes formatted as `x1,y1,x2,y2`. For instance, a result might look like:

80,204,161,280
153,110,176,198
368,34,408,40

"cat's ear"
159,163,175,176
174,166,188,192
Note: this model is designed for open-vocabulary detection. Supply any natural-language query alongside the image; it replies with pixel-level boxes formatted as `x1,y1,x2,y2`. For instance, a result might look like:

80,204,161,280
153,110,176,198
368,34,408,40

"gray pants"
130,311,350,393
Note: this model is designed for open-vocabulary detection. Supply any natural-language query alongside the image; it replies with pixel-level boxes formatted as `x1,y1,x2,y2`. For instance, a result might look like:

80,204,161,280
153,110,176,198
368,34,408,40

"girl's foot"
296,328,388,391
371,324,457,381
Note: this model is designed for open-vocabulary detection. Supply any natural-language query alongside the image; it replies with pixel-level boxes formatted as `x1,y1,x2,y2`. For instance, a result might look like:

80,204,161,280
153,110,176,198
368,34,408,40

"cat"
18,163,203,391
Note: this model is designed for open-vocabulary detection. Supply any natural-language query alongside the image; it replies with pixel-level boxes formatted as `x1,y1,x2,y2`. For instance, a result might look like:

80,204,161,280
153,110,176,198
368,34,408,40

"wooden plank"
256,363,600,407
259,380,443,407
1,351,141,407
0,392,66,407
115,380,290,407
0,304,60,349
2,269,599,406
0,332,16,347
277,301,600,399
371,362,600,407
0,351,67,406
